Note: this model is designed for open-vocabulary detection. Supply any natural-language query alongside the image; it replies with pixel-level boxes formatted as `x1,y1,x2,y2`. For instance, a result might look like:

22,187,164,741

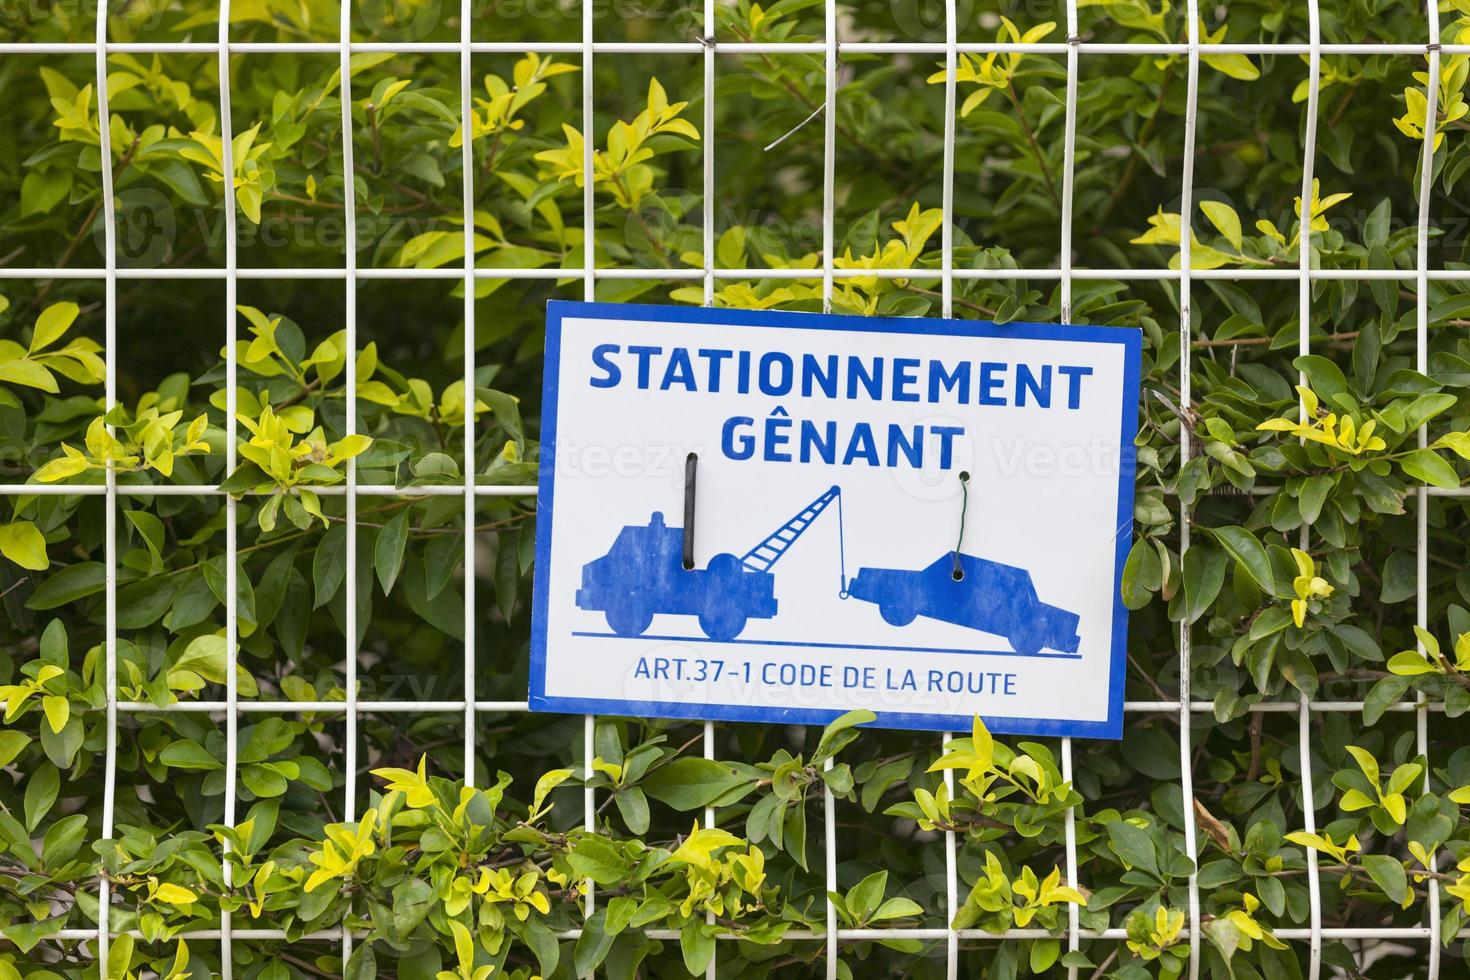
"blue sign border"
529,300,1142,739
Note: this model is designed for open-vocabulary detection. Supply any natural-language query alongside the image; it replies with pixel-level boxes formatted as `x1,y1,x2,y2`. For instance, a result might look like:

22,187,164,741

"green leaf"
124,509,166,572
1298,474,1333,525
26,562,105,610
514,917,560,977
871,895,924,921
1399,449,1460,489
242,763,288,797
1208,526,1275,594
312,524,347,608
344,941,377,980
1293,355,1349,402
171,633,259,697
0,521,48,571
391,877,434,936
567,836,633,885
1120,537,1156,610
1362,853,1408,904
1379,551,1417,604
24,763,59,831
1030,937,1061,974
604,895,637,936
1107,821,1159,877
814,708,875,762
39,714,82,769
847,870,888,922
574,908,615,977
716,226,747,267
0,731,31,768
495,526,520,623
160,739,223,770
680,920,715,976
20,169,70,218
374,508,410,595
613,785,650,835
1363,675,1411,725
479,388,525,455
1181,544,1227,624
41,813,88,866
642,758,754,810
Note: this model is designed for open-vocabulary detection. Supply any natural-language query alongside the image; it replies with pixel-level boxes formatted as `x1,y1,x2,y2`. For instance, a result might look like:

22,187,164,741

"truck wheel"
699,608,748,641
880,603,916,627
605,604,653,637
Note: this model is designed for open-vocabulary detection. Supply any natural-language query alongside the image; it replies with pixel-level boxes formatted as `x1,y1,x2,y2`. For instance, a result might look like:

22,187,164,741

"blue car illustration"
845,552,1081,656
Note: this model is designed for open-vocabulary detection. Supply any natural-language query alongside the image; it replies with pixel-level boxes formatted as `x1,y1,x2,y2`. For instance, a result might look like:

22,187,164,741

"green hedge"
1,0,1470,976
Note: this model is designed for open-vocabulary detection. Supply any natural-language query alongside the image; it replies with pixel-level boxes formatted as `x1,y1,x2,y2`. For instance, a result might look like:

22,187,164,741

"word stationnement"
531,301,1141,737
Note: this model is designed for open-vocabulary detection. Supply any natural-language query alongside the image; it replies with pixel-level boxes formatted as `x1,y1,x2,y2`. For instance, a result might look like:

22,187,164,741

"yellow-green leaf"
32,301,79,353
1200,201,1243,250
41,695,68,734
532,767,573,815
0,521,48,571
1387,649,1440,676
152,882,198,907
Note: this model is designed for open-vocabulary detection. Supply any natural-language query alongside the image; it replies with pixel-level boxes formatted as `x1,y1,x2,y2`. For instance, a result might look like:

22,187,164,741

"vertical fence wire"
939,3,959,973
461,0,479,796
1176,4,1202,977
338,1,361,968
941,733,958,978
1415,3,1444,975
580,1,598,970
1059,0,1082,975
216,6,240,976
702,0,716,309
940,0,955,320
821,0,837,314
701,5,718,975
94,2,118,972
1296,3,1325,977
822,3,840,977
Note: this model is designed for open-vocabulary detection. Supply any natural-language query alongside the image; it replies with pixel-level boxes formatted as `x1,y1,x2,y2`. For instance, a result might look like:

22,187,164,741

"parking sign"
530,301,1141,737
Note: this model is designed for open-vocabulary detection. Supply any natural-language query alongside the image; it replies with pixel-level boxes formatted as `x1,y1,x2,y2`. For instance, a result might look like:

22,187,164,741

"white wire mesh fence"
0,0,1466,977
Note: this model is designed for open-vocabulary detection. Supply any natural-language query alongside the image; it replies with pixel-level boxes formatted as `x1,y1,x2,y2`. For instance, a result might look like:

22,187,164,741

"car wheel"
1009,624,1044,657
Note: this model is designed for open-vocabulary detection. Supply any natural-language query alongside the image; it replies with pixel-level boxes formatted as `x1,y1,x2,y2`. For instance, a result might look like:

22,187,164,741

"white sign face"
530,301,1141,737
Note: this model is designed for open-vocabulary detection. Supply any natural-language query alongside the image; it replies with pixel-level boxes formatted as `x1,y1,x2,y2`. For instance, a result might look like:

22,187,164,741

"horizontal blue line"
569,631,1083,660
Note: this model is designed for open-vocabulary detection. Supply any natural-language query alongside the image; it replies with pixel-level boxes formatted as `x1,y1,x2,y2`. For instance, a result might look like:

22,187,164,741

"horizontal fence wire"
100,700,1460,714
7,266,1470,280
3,0,1452,974
6,40,1470,54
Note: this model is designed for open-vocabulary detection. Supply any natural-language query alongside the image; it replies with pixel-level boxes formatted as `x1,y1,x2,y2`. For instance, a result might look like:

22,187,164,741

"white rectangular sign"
530,301,1141,737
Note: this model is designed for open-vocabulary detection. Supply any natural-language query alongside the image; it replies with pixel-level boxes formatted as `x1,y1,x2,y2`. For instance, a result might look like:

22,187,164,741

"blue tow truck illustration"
575,486,843,641
575,484,1081,654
